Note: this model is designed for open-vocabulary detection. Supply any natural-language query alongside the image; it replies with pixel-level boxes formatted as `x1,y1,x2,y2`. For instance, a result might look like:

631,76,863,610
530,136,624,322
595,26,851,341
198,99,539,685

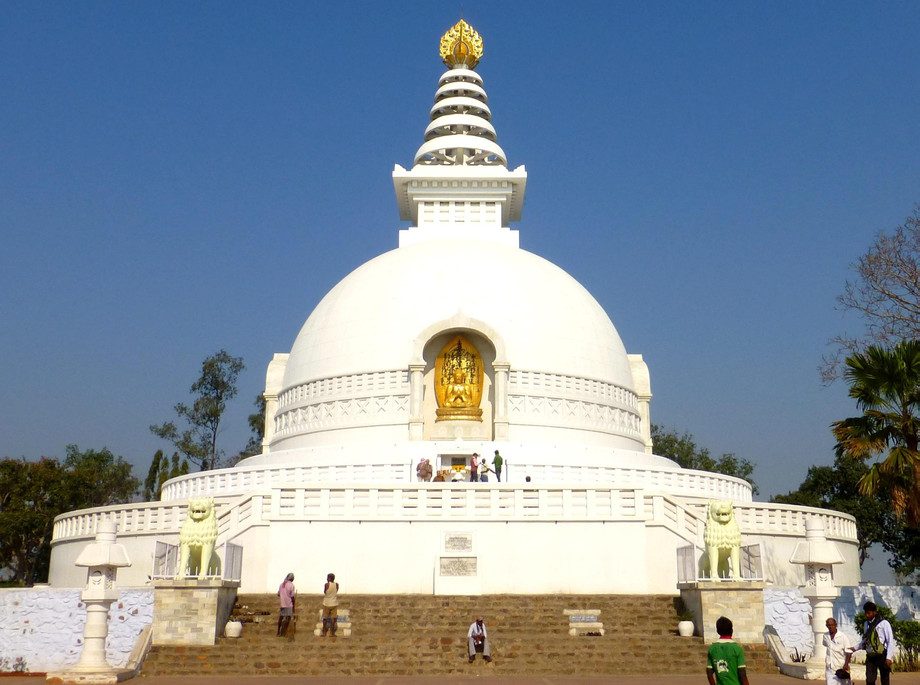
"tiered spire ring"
414,21,506,167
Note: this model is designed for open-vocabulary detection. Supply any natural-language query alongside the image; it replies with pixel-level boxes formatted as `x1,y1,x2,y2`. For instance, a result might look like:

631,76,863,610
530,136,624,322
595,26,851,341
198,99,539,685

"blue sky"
2,3,918,580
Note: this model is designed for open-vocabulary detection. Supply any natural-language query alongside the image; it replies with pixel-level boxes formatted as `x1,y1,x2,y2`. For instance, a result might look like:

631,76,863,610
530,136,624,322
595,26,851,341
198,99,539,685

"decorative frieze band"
507,395,641,438
278,370,409,409
275,368,639,440
508,370,638,410
408,179,511,190
274,395,410,439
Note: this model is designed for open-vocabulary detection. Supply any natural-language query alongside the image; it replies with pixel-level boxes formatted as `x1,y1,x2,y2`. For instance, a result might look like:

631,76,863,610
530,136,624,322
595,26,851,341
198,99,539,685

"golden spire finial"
439,19,483,69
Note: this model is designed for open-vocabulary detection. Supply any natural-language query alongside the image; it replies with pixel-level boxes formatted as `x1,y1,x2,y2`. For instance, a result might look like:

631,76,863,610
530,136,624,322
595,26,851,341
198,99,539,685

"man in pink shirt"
277,572,296,637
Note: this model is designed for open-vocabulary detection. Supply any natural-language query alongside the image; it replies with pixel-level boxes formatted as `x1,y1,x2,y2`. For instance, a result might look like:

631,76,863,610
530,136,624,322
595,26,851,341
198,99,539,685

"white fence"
151,541,243,581
158,461,753,503
676,543,764,583
683,501,858,543
53,485,857,553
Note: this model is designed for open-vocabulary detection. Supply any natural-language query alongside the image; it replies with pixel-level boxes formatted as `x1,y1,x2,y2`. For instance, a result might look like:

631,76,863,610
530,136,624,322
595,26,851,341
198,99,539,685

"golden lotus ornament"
439,19,484,70
434,335,484,421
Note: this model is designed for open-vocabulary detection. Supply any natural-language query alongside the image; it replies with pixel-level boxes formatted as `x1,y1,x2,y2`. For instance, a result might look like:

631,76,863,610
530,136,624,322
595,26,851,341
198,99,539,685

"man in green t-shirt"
707,616,750,685
492,450,503,482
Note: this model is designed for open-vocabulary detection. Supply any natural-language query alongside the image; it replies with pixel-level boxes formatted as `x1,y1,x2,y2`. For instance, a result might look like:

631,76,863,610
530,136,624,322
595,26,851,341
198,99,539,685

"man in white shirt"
824,617,853,685
859,602,896,685
468,616,492,663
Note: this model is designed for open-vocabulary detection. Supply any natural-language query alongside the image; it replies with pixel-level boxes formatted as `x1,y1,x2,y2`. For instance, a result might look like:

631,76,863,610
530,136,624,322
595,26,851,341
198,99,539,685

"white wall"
243,518,655,595
0,588,153,673
765,585,920,658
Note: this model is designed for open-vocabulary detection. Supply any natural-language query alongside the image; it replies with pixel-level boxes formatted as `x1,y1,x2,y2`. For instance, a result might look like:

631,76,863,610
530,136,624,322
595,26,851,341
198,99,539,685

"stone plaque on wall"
444,533,473,553
439,556,477,576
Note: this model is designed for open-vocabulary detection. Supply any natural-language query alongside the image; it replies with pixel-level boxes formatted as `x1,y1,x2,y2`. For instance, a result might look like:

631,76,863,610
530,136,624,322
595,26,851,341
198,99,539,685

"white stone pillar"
262,391,278,450
493,362,510,440
261,353,289,452
408,363,426,440
79,598,113,669
628,354,653,453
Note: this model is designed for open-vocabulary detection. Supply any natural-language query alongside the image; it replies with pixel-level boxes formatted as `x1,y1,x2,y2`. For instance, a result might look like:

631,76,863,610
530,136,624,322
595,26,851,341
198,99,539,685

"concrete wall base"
152,579,239,646
679,581,766,643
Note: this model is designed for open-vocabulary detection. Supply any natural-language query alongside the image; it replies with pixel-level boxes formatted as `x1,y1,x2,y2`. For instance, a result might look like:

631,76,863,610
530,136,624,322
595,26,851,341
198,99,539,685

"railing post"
418,487,427,517
368,488,379,516
630,489,644,519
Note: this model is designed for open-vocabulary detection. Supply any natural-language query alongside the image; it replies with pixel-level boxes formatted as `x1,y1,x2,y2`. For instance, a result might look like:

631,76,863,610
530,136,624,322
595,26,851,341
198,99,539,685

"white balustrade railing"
265,485,644,521
159,462,413,501
159,461,752,504
52,485,858,549
51,501,203,542
683,501,859,541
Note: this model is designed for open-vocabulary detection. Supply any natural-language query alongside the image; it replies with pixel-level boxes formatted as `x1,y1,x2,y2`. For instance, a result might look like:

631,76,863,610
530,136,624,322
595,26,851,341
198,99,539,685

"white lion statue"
178,497,220,579
700,499,742,581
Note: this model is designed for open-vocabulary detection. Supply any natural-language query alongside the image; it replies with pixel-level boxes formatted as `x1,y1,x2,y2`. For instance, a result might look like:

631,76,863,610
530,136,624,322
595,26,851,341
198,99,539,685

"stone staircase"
141,594,778,677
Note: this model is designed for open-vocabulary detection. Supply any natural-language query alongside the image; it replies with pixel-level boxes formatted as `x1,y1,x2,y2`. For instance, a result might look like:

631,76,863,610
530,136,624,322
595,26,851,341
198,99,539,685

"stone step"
143,594,778,677
232,594,680,630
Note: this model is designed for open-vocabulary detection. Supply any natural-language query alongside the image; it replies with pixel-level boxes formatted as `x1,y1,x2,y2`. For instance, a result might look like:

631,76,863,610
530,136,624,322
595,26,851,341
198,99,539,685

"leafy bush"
894,620,920,671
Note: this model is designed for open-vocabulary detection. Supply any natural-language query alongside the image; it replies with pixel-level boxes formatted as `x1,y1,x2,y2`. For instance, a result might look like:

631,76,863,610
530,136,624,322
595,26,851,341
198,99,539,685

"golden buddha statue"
445,368,474,407
435,335,484,421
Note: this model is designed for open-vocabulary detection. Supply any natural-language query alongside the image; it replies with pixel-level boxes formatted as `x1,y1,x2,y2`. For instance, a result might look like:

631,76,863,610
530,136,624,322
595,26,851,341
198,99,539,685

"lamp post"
72,519,131,673
789,517,845,672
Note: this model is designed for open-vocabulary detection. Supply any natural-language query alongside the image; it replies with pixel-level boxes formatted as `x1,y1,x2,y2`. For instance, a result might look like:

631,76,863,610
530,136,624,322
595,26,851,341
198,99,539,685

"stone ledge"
677,581,766,591
568,626,605,636
45,667,135,685
563,609,601,616
312,628,353,637
152,579,240,590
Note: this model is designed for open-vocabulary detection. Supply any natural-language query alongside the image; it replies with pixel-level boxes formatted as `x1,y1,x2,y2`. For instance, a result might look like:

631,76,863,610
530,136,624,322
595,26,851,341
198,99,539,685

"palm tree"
831,340,920,526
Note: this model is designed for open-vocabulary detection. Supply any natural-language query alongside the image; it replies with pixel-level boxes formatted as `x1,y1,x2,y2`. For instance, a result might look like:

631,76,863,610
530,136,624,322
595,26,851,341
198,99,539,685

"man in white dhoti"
824,617,853,685
468,616,492,663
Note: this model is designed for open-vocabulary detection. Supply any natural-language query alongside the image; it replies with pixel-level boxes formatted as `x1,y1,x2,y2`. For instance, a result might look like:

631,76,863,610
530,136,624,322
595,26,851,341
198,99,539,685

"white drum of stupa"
49,20,860,594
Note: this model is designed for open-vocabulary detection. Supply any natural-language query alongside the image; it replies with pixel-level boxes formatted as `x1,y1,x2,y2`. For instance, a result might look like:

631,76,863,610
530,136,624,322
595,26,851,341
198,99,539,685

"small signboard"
439,556,477,576
444,533,473,553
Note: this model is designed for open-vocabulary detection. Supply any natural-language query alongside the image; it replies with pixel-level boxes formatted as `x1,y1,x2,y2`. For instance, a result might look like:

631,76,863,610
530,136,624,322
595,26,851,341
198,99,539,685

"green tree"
823,206,920,382
651,424,758,494
241,394,266,458
62,445,139,508
772,454,896,566
225,395,267,468
831,340,920,526
0,447,138,585
0,458,65,585
143,449,189,501
151,349,245,471
882,523,920,582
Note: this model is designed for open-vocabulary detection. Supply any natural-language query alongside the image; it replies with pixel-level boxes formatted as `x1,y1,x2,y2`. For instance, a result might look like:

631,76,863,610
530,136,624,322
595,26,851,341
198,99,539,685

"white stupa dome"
260,19,652,458
282,240,633,391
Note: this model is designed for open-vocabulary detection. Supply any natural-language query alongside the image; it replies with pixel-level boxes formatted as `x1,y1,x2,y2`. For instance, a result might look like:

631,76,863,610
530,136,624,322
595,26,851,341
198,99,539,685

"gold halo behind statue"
434,335,484,421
